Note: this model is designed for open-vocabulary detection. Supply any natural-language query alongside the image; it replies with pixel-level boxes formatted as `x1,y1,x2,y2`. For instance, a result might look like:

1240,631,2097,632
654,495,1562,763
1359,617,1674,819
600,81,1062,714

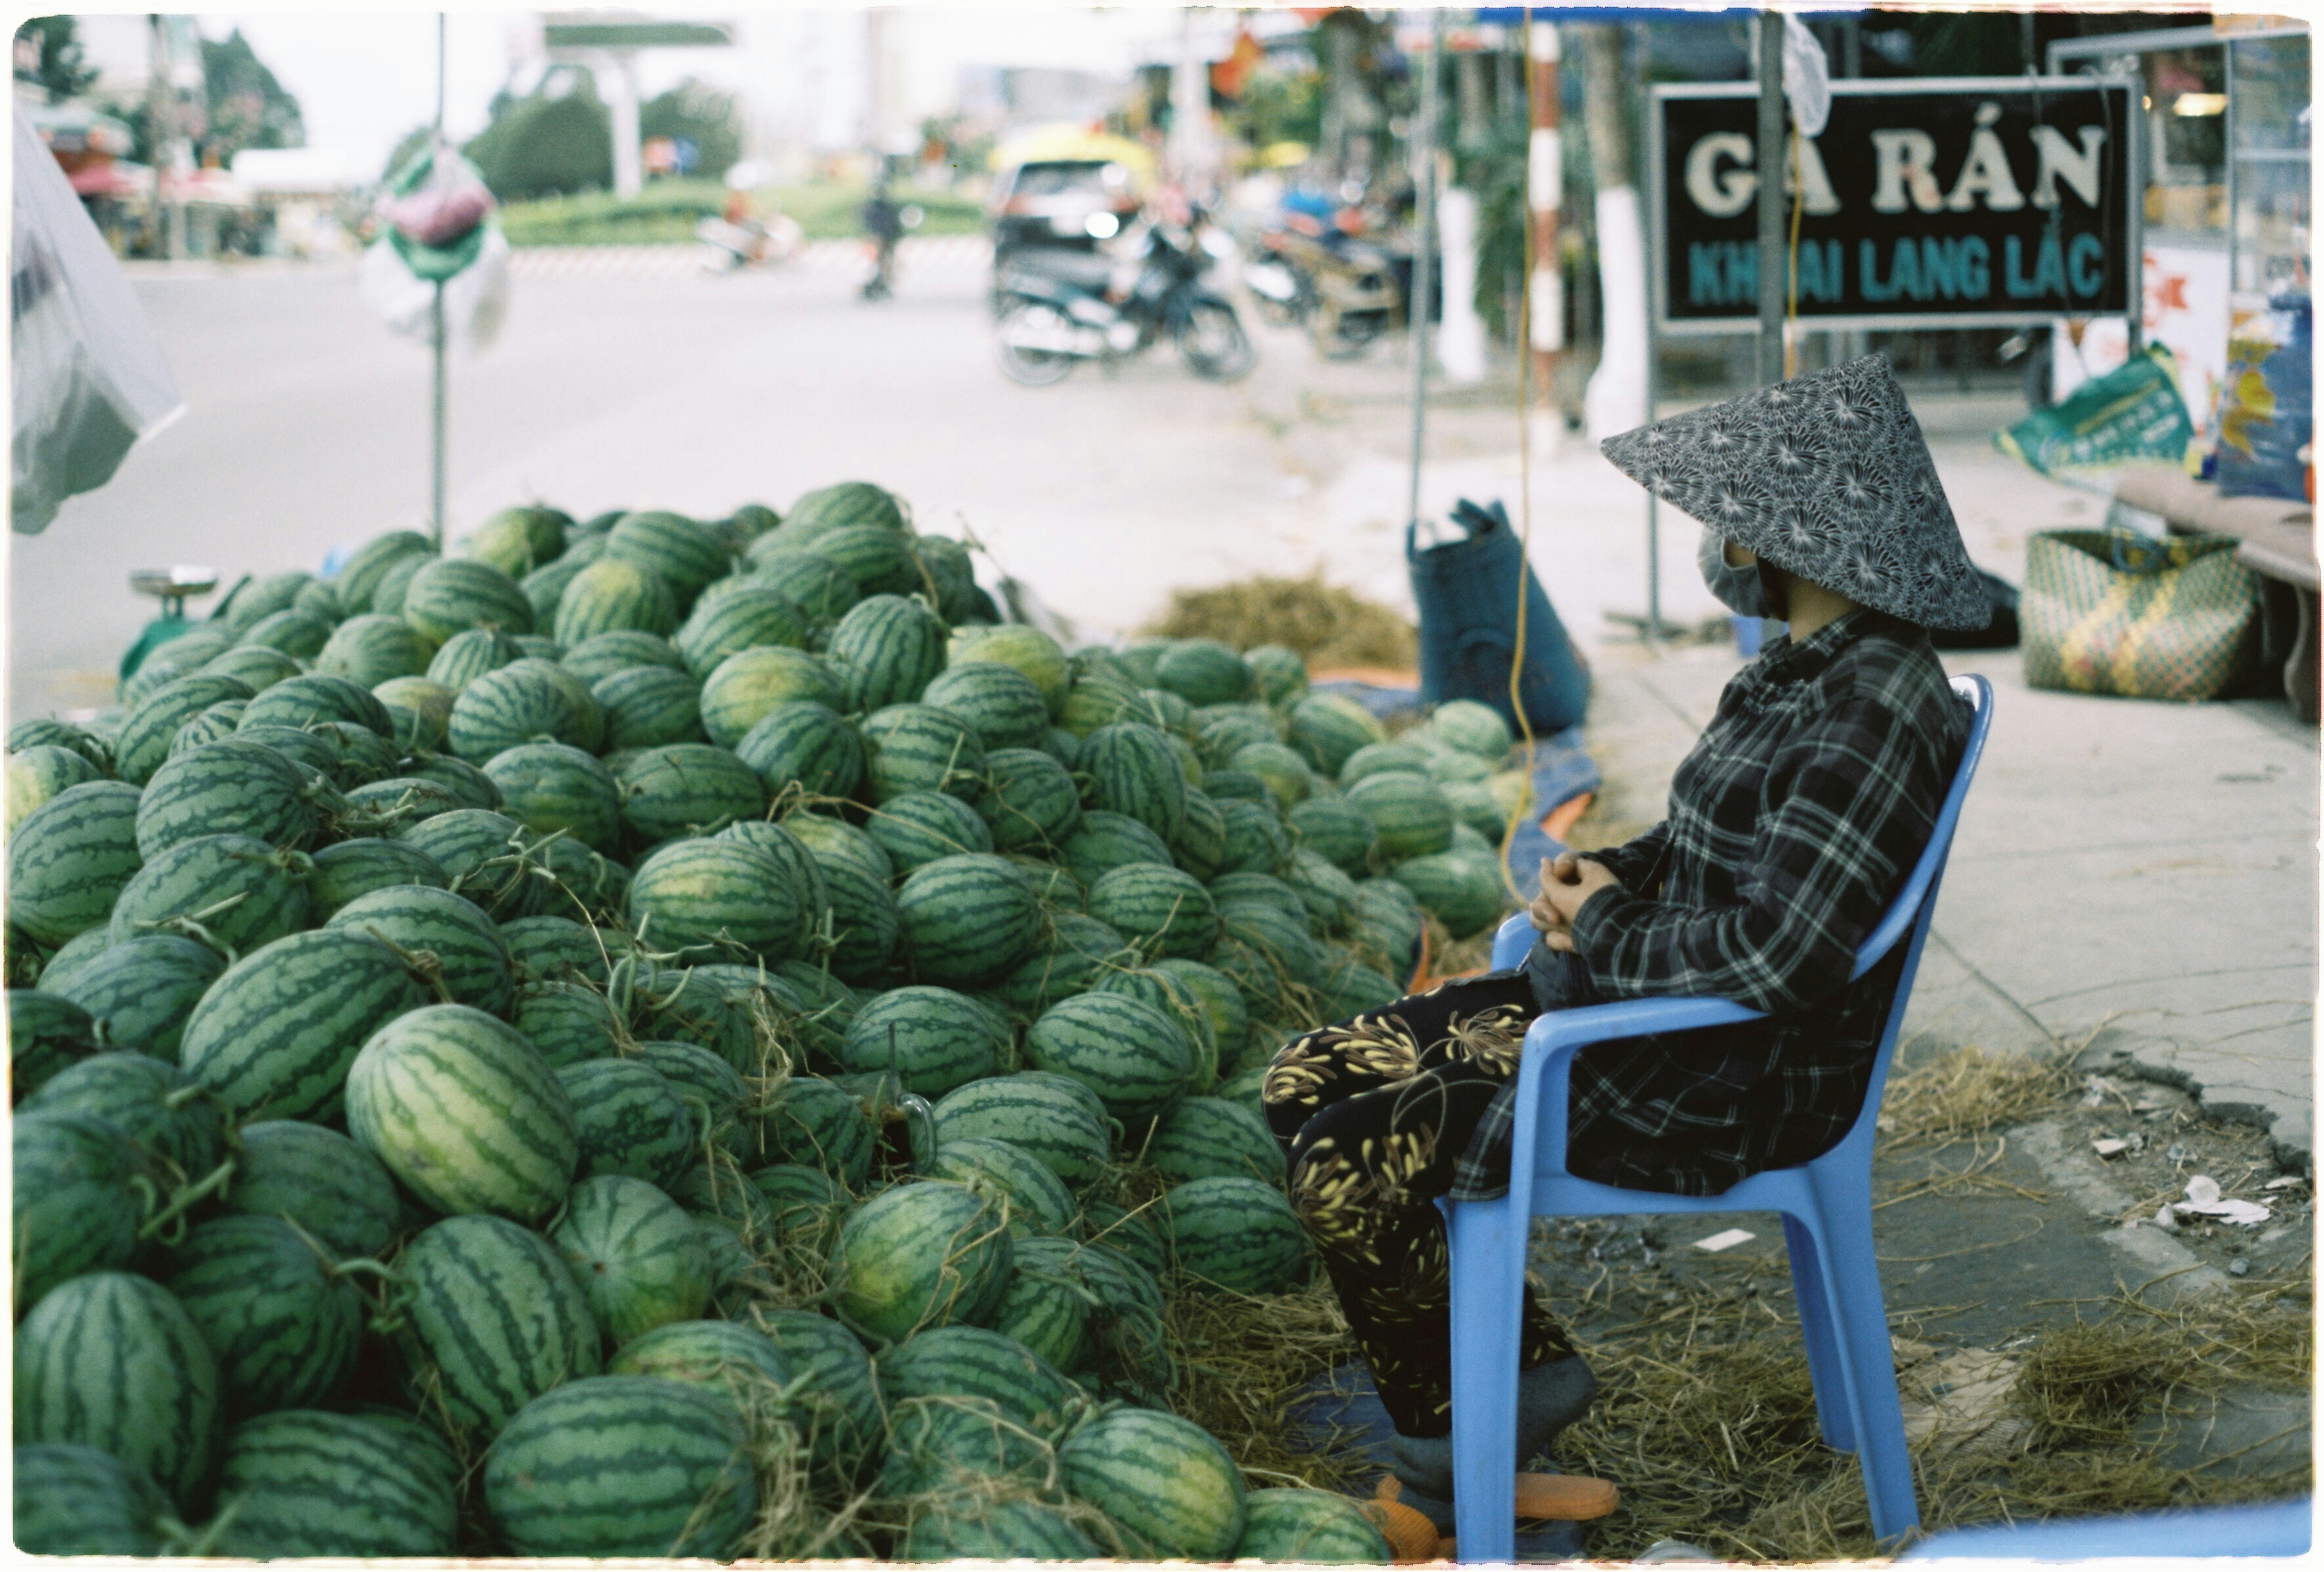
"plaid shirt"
1451,608,1968,1199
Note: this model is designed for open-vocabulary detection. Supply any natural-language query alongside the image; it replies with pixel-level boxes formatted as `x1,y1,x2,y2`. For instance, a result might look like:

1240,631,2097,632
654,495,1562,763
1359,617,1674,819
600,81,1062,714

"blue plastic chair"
1444,674,1994,1560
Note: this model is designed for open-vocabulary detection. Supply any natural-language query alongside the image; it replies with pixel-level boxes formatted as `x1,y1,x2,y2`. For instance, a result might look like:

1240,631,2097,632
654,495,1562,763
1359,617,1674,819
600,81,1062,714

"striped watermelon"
106,832,308,956
1154,956,1252,1073
368,551,430,616
32,927,112,990
1147,1096,1285,1183
305,837,449,919
901,1497,1103,1562
293,575,344,626
987,1235,1093,1371
634,1038,750,1158
1083,721,1188,841
828,594,947,711
1206,871,1305,923
162,1215,362,1413
699,645,844,748
876,1324,1084,1436
1088,863,1219,960
674,584,808,679
841,984,1006,1097
390,1213,601,1438
180,929,427,1122
626,836,802,962
1350,877,1425,977
860,703,987,803
500,914,611,986
591,663,706,750
1288,793,1379,876
799,522,920,597
880,1392,1053,1497
826,1179,1014,1344
922,660,1050,750
1026,991,1194,1125
1214,1062,1269,1108
895,853,1044,986
1091,965,1216,1087
1057,659,1141,738
605,510,733,610
672,1160,777,1239
46,935,226,1062
1442,778,1510,843
1116,641,1172,685
1287,847,1360,931
948,624,1069,714
923,1137,1076,1238
399,810,540,919
535,837,630,925
1059,1407,1248,1559
560,1058,694,1187
160,700,247,762
1234,1488,1395,1562
201,643,302,693
1154,639,1254,706
550,1175,712,1344
1169,788,1226,881
207,1409,458,1558
510,979,621,1066
1163,1175,1308,1293
220,570,317,632
316,614,432,689
485,1365,758,1551
1196,706,1279,769
10,717,112,775
1215,900,1322,996
1421,740,1495,784
222,1119,400,1259
745,548,861,622
754,1076,876,1186
1078,1200,1170,1280
1231,740,1313,809
372,677,455,752
808,851,898,984
10,986,103,1097
989,908,1126,1018
1288,693,1386,777
401,557,533,645
1388,851,1504,938
11,1441,175,1556
136,740,330,863
785,809,891,880
327,885,514,1018
734,700,862,805
752,1307,883,1478
788,478,908,535
978,746,1082,853
237,609,334,660
468,504,567,576
1427,697,1515,759
1313,945,1402,1020
1348,772,1457,860
312,717,403,784
485,742,621,851
335,531,436,612
1061,809,1174,887
553,558,678,645
1215,797,1293,876
121,628,235,704
10,1111,148,1310
1043,731,1084,775
770,956,859,1063
925,1072,1106,1184
868,790,993,872
345,1003,579,1222
607,1318,791,1403
22,1052,222,1179
614,744,766,847
560,628,685,687
1338,740,1435,786
13,1274,221,1508
237,672,394,738
449,659,603,761
710,821,825,959
116,673,258,786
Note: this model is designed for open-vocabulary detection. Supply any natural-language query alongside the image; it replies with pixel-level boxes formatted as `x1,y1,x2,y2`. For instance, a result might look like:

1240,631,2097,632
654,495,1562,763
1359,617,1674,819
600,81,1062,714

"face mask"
1696,527,1772,618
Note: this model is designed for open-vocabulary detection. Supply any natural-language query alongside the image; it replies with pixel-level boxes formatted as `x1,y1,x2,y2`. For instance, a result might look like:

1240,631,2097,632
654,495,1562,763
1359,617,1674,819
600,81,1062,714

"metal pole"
1755,10,1785,385
1527,18,1561,397
430,13,448,548
1404,10,1442,537
1642,49,1662,647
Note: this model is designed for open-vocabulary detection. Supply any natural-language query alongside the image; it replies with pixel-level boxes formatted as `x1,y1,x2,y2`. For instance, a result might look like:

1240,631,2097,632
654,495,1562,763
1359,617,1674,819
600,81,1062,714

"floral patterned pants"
1262,971,1576,1437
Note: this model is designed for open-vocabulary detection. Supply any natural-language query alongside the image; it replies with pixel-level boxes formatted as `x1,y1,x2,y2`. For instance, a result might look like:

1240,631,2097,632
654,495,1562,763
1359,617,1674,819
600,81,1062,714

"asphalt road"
9,254,1328,721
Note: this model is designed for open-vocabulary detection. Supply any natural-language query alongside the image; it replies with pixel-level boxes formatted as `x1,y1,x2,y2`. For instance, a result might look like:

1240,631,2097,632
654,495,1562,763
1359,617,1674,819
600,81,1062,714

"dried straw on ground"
1143,573,1418,671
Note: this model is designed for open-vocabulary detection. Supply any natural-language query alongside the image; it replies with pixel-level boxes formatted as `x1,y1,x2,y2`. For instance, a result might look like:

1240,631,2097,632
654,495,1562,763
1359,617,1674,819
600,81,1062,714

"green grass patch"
499,179,986,249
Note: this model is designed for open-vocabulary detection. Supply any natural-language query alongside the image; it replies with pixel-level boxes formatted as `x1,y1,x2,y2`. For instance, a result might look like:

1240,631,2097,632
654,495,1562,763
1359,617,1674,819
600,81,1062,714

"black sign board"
1651,78,2138,332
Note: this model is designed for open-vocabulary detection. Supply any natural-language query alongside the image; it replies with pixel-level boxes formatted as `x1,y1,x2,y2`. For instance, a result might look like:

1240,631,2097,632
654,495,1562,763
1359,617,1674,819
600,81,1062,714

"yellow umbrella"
989,124,1156,184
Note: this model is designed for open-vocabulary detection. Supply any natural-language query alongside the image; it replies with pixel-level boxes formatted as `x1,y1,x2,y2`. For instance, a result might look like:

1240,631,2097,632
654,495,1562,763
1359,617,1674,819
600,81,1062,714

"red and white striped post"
1527,18,1561,395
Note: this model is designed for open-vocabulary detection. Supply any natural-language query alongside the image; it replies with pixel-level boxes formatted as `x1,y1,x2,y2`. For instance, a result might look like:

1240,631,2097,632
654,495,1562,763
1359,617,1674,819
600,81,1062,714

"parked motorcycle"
993,212,1255,387
1248,222,1402,360
695,212,804,273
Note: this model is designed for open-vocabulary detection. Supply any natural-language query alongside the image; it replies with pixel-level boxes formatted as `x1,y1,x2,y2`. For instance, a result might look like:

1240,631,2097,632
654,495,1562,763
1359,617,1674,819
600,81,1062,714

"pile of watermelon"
5,482,1521,1561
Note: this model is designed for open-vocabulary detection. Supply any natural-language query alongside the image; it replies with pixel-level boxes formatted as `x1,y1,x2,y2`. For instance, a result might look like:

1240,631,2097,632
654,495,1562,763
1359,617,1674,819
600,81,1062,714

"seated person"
1262,355,1986,1529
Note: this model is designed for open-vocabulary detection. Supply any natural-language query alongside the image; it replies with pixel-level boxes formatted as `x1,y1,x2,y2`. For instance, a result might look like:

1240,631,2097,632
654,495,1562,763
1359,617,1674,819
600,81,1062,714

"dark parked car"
988,159,1142,267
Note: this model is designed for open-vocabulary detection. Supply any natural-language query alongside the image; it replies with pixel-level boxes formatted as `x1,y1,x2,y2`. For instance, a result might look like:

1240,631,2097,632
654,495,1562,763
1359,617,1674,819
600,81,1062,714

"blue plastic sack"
2216,292,2314,504
1406,498,1589,736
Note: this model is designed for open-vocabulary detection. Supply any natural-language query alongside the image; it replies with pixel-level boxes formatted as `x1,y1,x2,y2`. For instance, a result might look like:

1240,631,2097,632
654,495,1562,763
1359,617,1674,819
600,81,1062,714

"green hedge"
499,180,986,248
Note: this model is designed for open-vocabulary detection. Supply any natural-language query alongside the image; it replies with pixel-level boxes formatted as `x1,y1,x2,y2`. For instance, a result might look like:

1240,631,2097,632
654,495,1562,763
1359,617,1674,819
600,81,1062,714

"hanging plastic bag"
1995,345,2193,481
10,106,184,534
358,136,509,352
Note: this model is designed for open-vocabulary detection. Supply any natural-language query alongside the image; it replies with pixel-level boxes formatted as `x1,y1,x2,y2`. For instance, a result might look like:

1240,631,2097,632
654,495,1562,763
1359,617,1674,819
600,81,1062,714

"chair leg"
1812,1186,1921,1541
1782,1213,1858,1453
1444,1197,1526,1565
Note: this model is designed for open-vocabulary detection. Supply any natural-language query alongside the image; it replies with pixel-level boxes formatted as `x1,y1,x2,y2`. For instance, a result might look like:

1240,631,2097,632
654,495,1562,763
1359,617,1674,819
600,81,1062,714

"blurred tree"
12,15,97,103
466,71,613,200
1236,70,1322,155
640,79,740,180
199,28,304,163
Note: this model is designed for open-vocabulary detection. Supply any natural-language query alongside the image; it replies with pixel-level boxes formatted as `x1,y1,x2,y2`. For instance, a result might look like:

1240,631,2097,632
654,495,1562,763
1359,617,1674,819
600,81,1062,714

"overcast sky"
203,7,1194,178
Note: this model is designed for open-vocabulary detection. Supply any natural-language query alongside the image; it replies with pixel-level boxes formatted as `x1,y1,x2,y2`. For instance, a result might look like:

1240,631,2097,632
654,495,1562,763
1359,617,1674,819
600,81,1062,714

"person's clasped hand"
1527,853,1622,953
